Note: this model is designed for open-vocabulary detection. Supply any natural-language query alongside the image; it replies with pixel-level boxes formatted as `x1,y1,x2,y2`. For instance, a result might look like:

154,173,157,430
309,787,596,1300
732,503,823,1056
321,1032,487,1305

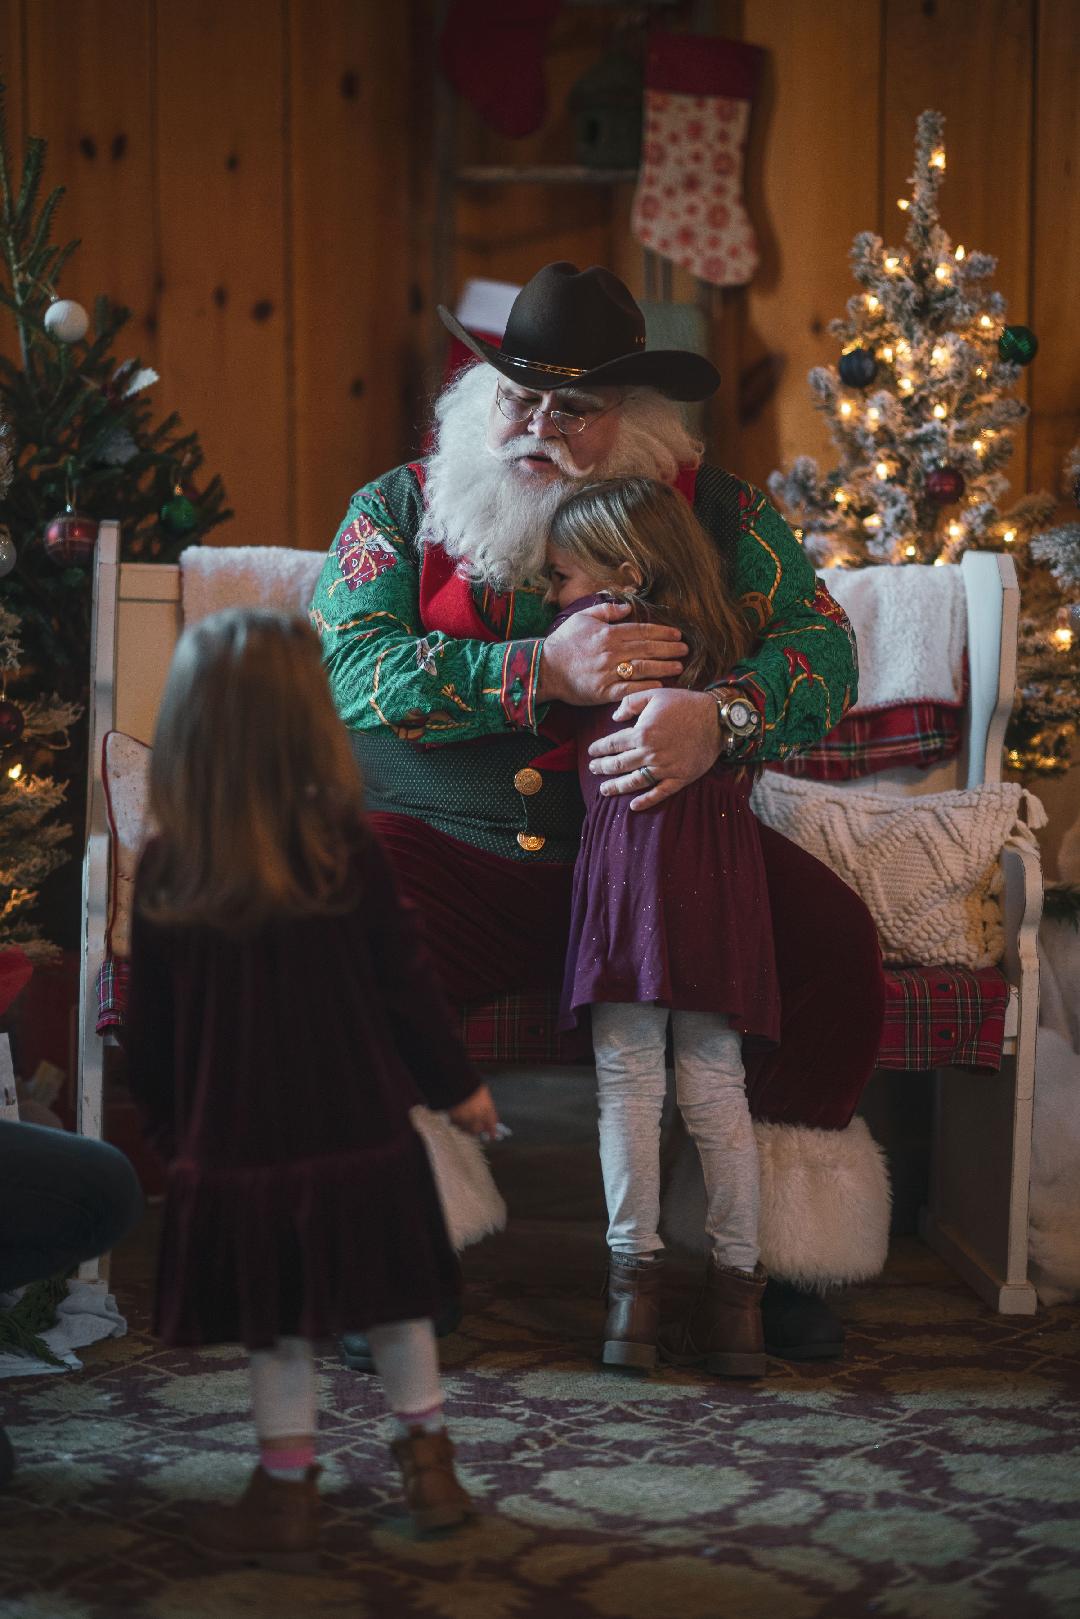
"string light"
876,462,890,480
863,514,882,530
931,345,947,364
954,244,966,261
1054,625,1074,651
1002,528,1017,544
905,544,918,557
932,403,948,418
897,198,911,211
896,340,911,357
7,764,20,781
979,315,994,329
948,522,963,539
974,365,988,378
839,401,854,417
899,377,914,393
867,407,881,424
972,439,985,454
933,556,947,566
866,295,880,312
885,255,901,272
834,489,849,506
934,264,951,282
880,345,895,362
930,148,946,169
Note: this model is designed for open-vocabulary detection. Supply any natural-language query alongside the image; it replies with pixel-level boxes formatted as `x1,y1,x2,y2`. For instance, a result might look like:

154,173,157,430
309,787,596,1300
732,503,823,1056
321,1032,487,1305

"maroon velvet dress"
124,832,481,1350
556,598,781,1044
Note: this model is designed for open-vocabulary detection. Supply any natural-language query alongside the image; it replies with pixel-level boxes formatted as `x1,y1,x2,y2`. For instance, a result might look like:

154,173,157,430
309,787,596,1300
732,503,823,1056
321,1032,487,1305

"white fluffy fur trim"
660,1115,891,1288
754,1117,891,1288
411,1106,507,1252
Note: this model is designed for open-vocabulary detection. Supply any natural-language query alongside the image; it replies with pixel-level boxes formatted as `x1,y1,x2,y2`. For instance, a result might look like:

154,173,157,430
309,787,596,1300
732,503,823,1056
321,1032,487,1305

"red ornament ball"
0,699,24,745
43,510,98,567
926,467,966,505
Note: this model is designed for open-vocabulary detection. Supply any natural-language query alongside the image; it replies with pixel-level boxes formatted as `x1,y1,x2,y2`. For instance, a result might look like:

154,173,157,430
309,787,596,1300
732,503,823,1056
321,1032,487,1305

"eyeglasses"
495,384,618,438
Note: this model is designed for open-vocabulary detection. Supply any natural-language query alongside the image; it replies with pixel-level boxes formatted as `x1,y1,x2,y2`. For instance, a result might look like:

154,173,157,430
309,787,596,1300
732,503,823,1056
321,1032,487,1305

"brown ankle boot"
190,1463,321,1572
390,1427,473,1534
602,1253,664,1373
671,1260,768,1378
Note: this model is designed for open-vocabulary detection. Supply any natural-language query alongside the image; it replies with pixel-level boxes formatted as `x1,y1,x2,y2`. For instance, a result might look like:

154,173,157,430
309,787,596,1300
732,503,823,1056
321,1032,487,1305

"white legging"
591,1002,760,1273
249,1319,443,1439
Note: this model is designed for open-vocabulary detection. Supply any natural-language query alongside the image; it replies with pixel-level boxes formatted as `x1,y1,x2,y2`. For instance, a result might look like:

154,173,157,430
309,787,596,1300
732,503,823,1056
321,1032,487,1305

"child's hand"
449,1084,500,1140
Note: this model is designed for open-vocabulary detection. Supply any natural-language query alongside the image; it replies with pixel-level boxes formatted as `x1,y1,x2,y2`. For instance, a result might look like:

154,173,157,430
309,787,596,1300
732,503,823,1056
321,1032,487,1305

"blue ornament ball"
838,347,878,388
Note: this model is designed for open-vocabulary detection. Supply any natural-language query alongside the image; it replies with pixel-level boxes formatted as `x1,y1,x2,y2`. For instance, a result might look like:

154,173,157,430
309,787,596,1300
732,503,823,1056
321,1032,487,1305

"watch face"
728,699,752,730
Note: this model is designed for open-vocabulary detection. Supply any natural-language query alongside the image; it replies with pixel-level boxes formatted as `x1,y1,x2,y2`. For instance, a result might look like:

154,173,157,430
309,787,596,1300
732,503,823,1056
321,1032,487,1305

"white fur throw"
818,564,966,709
179,545,325,626
751,774,1046,969
410,1106,507,1251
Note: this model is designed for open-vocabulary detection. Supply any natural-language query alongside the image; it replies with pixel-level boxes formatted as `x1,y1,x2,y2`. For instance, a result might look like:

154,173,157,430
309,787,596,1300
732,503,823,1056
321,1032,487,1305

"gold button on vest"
514,766,543,797
516,832,546,853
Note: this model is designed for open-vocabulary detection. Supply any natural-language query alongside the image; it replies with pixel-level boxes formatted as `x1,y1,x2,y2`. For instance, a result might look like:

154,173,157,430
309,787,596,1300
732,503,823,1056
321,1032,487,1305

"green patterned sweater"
311,462,858,862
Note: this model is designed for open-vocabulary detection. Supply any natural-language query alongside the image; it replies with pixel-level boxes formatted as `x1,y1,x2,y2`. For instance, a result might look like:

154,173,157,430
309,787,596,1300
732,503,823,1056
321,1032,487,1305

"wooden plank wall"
0,0,1076,557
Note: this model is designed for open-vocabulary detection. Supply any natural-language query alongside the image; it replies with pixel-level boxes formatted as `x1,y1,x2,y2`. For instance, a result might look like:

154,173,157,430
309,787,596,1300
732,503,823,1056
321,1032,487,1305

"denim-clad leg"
0,1120,144,1291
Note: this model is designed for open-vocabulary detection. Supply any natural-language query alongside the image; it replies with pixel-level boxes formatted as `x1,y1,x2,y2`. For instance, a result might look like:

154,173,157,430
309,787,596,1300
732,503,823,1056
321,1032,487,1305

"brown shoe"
190,1463,321,1572
667,1260,767,1378
390,1427,473,1534
602,1253,664,1373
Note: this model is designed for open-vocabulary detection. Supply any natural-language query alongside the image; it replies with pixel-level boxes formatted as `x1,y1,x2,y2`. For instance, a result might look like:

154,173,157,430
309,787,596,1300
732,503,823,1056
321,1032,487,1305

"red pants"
372,814,885,1132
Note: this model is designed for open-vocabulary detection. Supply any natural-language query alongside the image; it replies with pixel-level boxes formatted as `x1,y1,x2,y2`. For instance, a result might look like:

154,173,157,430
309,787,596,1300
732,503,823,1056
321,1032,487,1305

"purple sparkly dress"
554,597,781,1043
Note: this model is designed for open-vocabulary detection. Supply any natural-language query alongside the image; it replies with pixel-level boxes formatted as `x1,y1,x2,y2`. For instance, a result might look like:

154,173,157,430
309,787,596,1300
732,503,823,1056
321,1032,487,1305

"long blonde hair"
549,477,752,687
139,608,365,931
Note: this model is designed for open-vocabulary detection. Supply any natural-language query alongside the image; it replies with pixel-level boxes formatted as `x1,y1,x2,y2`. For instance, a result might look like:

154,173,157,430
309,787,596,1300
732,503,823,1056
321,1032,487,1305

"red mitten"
632,34,764,288
439,0,562,139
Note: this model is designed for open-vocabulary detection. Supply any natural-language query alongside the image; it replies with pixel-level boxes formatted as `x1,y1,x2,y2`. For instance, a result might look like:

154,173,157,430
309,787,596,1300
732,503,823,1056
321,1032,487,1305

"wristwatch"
709,690,759,754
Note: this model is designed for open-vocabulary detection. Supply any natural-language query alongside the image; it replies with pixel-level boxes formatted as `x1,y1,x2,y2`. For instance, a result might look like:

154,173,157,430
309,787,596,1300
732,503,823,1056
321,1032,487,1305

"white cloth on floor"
180,545,325,627
817,564,966,710
0,1278,128,1378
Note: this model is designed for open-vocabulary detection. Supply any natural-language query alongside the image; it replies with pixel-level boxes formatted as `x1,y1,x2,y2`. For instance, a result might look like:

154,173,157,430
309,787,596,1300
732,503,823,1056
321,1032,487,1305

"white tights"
248,1318,443,1439
591,1002,760,1273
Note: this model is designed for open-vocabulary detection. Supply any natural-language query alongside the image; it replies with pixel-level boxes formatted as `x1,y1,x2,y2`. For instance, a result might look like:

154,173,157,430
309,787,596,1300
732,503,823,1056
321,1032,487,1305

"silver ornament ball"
0,528,14,577
44,298,90,343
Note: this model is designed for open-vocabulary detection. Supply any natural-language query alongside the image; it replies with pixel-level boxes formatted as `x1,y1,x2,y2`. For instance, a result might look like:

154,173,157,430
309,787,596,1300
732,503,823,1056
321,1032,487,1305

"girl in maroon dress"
546,477,780,1379
126,609,499,1567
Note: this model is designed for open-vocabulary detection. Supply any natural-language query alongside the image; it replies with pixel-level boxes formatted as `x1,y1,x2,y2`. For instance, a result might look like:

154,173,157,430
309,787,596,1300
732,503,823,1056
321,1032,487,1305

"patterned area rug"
2,1072,1079,1619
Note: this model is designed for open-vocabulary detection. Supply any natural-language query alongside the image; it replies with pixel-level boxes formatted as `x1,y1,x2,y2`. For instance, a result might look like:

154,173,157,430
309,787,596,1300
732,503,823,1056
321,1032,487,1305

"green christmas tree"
0,82,230,945
769,109,1080,776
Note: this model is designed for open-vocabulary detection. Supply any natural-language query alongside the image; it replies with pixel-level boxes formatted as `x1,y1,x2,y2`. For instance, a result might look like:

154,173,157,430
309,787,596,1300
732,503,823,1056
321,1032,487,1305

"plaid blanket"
101,957,1007,1074
771,699,963,781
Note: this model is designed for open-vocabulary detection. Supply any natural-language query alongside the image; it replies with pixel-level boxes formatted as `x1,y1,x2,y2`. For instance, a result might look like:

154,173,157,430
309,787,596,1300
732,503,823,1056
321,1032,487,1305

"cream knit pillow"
750,774,1045,969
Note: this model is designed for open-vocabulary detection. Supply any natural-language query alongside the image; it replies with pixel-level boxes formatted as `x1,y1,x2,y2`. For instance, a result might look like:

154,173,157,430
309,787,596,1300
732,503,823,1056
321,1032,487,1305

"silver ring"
640,765,659,788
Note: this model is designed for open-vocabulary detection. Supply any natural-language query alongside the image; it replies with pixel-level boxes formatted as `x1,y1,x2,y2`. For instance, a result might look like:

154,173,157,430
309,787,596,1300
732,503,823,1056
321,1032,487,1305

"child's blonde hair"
139,608,365,931
549,477,752,688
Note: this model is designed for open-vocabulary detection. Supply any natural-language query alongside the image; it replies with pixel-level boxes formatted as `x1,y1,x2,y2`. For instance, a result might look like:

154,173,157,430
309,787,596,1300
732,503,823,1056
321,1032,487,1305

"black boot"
339,1299,464,1373
761,1278,844,1361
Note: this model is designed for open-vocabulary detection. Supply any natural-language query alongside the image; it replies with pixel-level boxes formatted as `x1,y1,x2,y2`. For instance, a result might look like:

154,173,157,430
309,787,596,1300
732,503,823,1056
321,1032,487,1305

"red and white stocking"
632,34,763,288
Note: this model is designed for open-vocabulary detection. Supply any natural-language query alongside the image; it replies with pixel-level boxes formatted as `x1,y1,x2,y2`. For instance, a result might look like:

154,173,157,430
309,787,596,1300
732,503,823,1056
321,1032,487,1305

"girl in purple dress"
126,609,499,1566
545,477,780,1379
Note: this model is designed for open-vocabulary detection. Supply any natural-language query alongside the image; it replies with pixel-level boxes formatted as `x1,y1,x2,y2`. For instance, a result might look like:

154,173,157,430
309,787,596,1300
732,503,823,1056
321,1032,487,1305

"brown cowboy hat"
438,261,721,402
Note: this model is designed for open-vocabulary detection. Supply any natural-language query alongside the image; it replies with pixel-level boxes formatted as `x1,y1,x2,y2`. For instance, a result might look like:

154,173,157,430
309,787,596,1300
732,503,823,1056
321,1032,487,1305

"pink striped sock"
260,1439,315,1480
392,1402,445,1438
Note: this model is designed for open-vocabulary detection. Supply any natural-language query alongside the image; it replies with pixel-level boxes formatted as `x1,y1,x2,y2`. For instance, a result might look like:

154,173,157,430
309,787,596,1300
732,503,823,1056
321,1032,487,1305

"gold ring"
615,661,634,681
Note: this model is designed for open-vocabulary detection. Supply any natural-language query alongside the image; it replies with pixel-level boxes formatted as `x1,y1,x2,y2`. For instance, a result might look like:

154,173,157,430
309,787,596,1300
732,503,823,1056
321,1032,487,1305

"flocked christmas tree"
0,82,230,945
769,109,1080,776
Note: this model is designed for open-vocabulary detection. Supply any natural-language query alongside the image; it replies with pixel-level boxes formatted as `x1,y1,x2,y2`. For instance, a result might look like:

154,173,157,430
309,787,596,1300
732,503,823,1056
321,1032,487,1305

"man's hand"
537,600,687,706
449,1083,500,1140
587,687,722,809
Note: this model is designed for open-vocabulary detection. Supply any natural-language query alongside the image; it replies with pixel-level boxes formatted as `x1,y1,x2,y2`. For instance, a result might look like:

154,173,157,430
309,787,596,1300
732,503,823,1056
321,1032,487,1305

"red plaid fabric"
96,955,131,1034
96,956,1009,1074
878,965,1010,1072
771,700,963,781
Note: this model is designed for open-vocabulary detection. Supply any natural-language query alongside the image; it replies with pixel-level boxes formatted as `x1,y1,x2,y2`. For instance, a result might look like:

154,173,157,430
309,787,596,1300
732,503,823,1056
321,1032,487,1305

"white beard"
419,362,703,592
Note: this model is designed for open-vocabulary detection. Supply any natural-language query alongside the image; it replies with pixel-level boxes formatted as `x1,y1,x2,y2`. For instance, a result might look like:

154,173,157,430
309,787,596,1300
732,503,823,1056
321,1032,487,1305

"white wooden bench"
75,522,1043,1312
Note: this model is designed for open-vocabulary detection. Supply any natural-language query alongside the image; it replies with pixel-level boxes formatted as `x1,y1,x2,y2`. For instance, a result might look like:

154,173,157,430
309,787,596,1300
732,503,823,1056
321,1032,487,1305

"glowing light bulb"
932,403,948,419
905,544,918,557
834,489,849,506
839,401,854,418
1002,528,1017,544
885,256,901,272
972,439,985,455
931,345,947,364
948,522,962,539
7,764,21,781
880,345,895,362
930,149,946,170
867,407,881,424
934,264,951,282
867,295,880,312
897,198,911,211
896,340,911,357
899,377,914,393
955,245,966,261
876,462,890,479
979,315,994,329
974,365,988,378
933,556,946,566
863,514,882,530
1054,626,1074,650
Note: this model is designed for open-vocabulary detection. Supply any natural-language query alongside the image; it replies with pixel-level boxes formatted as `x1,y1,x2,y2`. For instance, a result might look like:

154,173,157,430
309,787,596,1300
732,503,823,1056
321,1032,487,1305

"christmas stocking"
439,0,563,140
632,34,764,288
